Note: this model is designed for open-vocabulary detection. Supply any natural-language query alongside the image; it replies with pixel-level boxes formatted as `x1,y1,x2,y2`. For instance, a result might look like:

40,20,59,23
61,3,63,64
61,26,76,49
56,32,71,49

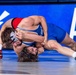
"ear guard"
10,31,18,42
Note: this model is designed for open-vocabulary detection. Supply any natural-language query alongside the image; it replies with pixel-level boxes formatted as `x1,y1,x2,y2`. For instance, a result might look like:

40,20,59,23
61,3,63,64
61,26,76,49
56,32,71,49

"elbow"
38,47,44,54
39,16,46,21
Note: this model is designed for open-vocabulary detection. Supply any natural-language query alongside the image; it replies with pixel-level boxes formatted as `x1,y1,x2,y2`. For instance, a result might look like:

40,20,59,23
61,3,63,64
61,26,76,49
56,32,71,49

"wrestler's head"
1,27,22,47
10,31,22,46
18,47,38,62
1,27,14,43
26,46,38,55
1,27,15,48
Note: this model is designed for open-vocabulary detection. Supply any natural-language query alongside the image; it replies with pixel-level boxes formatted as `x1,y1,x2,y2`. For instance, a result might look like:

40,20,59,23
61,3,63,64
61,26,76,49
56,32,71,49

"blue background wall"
0,4,75,34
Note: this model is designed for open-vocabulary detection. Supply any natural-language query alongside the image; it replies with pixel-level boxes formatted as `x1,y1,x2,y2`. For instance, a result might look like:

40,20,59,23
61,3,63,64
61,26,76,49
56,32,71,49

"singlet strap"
17,25,39,32
22,41,35,46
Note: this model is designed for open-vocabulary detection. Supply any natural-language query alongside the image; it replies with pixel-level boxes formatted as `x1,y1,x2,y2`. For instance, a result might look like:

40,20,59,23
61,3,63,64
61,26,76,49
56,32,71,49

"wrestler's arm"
13,44,25,56
22,33,44,43
0,19,13,34
39,16,48,42
16,30,44,43
30,16,48,43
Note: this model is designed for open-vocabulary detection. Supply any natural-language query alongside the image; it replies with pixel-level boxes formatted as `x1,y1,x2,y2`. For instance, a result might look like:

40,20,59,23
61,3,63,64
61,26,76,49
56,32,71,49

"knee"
48,41,57,49
45,40,58,50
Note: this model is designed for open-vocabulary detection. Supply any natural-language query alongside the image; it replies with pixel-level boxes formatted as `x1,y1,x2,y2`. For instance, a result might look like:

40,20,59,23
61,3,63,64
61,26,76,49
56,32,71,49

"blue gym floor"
0,49,75,75
2,49,69,62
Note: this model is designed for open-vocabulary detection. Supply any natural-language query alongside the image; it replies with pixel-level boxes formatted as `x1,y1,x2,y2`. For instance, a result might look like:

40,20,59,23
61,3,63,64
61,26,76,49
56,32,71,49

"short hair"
1,27,14,44
1,27,14,49
18,47,38,62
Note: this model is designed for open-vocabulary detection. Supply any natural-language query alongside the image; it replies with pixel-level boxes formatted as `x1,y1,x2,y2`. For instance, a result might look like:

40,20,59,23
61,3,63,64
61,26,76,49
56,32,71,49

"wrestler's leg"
61,33,76,51
44,40,76,58
53,25,76,51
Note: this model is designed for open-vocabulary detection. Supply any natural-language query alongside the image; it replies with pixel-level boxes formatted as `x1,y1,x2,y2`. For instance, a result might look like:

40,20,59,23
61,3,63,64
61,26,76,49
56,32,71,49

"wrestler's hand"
15,31,23,40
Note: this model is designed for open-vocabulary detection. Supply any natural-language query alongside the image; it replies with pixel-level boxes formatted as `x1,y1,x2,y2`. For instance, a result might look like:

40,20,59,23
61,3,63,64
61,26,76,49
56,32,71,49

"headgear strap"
10,31,18,42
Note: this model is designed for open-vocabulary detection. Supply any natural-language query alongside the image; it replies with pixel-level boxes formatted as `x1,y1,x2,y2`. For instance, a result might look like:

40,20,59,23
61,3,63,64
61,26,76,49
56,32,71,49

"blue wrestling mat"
2,49,69,62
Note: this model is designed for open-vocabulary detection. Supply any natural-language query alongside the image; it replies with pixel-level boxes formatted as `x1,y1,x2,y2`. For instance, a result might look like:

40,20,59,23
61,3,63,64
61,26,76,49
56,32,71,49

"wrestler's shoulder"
6,18,14,22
